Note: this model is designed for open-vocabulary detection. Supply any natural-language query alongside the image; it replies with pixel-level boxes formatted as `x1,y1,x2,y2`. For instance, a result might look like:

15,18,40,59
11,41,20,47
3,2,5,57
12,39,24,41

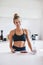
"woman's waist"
13,42,25,47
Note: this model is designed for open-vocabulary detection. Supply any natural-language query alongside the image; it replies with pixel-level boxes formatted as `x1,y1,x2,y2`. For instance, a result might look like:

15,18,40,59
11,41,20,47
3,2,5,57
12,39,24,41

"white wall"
0,17,41,39
0,0,42,39
40,0,43,40
0,0,42,18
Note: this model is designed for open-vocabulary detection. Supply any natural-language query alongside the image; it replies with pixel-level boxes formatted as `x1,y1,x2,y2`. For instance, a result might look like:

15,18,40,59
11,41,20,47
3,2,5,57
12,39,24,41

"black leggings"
12,45,26,51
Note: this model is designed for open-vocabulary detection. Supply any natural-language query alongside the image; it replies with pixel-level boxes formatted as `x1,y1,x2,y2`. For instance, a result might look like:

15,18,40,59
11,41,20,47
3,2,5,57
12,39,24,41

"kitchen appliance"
31,34,38,40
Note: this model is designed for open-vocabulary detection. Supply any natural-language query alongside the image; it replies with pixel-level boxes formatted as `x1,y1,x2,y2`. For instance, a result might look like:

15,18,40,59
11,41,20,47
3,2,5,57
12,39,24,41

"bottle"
1,30,3,40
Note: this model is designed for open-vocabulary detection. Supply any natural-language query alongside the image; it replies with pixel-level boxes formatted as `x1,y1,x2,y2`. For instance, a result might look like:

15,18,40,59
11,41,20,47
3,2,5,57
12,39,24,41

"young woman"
8,13,33,53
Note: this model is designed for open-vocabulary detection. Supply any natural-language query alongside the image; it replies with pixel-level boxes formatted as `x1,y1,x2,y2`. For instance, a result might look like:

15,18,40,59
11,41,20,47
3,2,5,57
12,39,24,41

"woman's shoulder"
9,29,16,36
23,28,28,34
23,29,28,31
8,29,16,39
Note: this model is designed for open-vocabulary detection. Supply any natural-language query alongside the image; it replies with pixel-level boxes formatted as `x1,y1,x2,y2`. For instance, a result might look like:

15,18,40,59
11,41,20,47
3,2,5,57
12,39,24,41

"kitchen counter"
0,51,43,65
0,40,43,65
0,40,43,52
0,40,10,52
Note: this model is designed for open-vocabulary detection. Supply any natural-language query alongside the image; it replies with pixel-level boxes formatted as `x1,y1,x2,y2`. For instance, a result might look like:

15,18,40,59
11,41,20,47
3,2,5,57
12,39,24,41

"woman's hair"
13,13,20,23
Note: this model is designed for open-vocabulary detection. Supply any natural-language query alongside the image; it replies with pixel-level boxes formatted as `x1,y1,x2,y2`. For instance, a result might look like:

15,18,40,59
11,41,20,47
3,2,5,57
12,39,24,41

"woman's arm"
8,31,13,49
25,29,32,51
8,30,15,52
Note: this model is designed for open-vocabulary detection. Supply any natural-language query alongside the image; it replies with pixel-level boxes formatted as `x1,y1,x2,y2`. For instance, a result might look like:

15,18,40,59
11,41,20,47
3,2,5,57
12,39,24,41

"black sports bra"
12,29,26,41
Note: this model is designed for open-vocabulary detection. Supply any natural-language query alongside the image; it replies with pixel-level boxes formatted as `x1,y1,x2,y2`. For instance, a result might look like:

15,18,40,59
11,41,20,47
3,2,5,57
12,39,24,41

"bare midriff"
13,41,25,47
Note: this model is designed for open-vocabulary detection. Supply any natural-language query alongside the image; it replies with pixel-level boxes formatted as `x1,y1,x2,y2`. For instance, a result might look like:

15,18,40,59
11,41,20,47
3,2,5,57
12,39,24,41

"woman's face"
14,18,21,27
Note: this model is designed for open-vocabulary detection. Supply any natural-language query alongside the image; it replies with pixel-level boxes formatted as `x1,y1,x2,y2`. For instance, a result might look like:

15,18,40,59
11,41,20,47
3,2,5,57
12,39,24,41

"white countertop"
0,40,43,52
0,51,43,65
0,40,43,65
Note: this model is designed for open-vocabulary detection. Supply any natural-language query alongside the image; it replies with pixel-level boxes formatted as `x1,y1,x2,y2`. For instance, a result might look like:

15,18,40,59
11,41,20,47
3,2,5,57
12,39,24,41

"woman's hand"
11,48,15,53
31,49,37,55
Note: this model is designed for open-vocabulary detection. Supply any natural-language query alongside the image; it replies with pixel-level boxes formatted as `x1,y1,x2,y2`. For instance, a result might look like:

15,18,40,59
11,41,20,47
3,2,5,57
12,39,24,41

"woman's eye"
16,21,20,23
16,22,18,23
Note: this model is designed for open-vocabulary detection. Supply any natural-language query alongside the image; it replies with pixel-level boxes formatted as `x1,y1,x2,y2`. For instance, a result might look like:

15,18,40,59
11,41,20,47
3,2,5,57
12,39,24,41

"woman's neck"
16,27,22,31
